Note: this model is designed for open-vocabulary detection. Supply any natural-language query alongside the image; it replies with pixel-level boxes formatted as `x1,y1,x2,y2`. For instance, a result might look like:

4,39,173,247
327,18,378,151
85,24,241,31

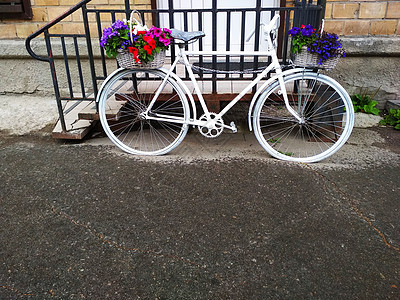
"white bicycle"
96,15,354,163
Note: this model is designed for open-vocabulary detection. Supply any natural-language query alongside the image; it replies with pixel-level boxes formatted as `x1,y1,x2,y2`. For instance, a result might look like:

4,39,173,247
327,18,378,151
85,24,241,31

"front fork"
273,58,303,123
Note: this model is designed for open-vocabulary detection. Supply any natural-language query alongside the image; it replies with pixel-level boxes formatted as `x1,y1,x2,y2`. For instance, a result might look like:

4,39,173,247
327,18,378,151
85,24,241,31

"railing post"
44,29,66,131
124,0,130,21
82,3,98,109
317,0,326,30
211,0,217,93
253,0,262,87
168,0,176,64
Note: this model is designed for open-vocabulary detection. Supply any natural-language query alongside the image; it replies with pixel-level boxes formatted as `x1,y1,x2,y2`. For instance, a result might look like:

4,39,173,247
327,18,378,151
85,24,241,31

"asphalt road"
1,127,399,299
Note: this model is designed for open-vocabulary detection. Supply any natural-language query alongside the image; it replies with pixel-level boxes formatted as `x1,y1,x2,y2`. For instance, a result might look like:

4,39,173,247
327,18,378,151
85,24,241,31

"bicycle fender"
247,67,312,131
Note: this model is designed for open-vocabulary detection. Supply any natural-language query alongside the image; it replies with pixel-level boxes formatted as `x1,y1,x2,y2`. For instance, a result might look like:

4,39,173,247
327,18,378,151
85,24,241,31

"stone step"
385,100,400,111
52,100,96,139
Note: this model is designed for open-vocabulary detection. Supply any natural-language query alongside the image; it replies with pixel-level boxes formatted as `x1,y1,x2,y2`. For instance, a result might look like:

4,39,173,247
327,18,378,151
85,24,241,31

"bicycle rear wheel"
98,69,189,155
253,71,354,163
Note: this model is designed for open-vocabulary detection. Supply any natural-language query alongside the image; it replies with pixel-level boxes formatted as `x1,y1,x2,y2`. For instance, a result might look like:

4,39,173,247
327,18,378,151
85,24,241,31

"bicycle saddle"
171,29,205,43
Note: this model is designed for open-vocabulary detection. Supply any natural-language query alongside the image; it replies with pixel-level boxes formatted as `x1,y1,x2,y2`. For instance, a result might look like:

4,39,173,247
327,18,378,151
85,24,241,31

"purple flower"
288,27,300,36
120,39,131,50
111,20,128,31
301,25,314,37
100,27,113,46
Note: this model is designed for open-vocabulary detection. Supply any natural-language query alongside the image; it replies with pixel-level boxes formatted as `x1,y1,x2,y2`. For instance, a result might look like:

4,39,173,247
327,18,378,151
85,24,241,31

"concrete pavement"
0,94,399,298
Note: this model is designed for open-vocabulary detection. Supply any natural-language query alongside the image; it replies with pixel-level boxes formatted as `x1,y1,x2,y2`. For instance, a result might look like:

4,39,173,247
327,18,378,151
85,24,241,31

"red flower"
128,46,138,56
300,25,305,29
143,35,152,43
148,39,156,49
143,36,156,49
144,44,153,55
128,47,140,62
137,31,147,35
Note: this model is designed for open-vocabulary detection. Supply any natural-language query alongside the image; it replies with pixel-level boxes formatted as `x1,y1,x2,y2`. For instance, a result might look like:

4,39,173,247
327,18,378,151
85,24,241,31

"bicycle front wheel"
253,71,354,163
98,69,189,155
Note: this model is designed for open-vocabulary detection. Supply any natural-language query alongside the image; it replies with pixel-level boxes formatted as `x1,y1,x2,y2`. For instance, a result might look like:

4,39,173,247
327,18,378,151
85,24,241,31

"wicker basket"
292,47,340,70
116,50,166,69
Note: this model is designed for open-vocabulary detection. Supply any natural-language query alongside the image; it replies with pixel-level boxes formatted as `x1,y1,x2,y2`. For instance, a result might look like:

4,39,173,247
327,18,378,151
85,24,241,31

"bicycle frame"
143,46,304,131
142,15,305,132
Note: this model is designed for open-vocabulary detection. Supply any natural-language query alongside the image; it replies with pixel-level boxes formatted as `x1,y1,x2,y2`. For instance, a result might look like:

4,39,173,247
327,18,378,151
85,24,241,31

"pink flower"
160,38,170,46
151,26,163,37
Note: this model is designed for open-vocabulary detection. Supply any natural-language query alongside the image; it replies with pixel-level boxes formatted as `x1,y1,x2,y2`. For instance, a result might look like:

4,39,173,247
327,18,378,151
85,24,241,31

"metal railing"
25,0,325,132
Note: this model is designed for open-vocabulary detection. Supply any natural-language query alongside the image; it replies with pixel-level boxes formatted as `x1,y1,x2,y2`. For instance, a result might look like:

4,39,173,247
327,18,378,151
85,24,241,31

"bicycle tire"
252,71,354,163
98,69,189,155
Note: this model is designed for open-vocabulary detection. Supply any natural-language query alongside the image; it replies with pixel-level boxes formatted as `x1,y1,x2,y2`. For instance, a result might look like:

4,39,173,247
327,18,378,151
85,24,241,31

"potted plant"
288,24,345,70
100,18,172,68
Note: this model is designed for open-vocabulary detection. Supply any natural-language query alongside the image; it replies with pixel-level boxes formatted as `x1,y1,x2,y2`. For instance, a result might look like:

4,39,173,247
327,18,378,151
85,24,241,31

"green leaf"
370,107,380,116
380,109,400,128
351,89,381,115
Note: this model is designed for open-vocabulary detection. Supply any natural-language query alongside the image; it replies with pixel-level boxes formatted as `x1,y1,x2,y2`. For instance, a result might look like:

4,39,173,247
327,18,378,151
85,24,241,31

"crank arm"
222,122,237,133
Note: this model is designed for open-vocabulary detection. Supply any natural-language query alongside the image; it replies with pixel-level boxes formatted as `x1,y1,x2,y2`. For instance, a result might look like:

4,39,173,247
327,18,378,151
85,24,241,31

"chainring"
197,112,224,138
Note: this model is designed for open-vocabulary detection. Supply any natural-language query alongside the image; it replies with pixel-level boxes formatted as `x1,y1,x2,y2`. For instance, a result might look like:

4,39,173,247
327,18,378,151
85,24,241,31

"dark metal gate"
25,0,326,138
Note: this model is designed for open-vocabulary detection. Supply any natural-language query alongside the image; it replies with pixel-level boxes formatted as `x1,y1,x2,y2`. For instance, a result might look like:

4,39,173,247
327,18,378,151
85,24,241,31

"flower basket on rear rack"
100,10,171,69
289,24,345,70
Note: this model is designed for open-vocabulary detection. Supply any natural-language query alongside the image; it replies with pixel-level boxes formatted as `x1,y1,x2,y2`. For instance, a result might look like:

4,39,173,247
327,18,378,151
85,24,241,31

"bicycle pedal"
230,121,237,133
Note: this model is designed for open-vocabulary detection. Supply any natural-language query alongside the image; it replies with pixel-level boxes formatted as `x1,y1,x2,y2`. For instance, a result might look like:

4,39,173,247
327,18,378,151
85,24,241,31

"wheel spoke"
253,71,354,162
99,69,188,155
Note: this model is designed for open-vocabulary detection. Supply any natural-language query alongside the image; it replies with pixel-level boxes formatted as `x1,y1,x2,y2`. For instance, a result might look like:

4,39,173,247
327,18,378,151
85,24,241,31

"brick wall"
0,0,152,39
324,0,400,35
1,0,399,39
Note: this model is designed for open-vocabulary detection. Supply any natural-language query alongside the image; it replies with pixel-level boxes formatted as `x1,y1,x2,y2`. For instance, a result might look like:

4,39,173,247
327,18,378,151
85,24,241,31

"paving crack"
304,164,400,255
47,204,203,269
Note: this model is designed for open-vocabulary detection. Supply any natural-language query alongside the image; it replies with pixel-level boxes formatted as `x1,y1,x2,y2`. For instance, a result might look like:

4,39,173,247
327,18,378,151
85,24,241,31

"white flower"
132,24,149,35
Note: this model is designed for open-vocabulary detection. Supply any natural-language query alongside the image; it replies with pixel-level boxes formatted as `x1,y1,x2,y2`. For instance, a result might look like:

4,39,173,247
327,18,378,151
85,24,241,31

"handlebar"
264,14,280,35
245,14,280,48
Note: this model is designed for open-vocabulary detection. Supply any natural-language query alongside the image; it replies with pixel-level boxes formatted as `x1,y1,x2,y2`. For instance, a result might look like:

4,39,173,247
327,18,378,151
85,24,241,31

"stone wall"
328,37,400,107
1,0,399,106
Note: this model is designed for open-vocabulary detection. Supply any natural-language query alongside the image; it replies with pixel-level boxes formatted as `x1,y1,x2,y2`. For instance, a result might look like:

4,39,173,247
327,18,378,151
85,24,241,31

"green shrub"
351,88,380,116
380,109,400,130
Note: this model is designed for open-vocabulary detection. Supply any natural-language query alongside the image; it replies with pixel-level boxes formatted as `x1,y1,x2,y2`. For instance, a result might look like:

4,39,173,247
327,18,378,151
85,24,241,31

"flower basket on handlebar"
289,24,345,70
99,10,172,69
116,49,166,69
